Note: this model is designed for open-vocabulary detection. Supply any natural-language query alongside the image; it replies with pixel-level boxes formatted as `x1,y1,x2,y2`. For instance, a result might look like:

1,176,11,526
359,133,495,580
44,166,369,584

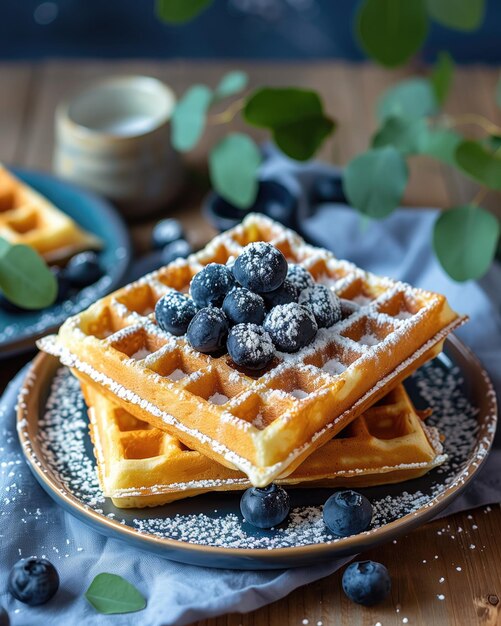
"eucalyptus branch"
208,98,245,125
445,113,501,137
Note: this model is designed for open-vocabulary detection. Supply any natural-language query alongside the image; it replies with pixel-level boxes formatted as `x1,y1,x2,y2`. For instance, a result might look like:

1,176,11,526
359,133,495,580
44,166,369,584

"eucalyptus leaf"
209,133,261,208
431,51,454,105
343,146,408,219
418,127,462,165
0,239,57,309
356,0,428,67
85,573,146,615
171,85,212,152
372,116,427,155
243,88,335,160
213,71,248,102
433,205,499,281
377,78,438,123
156,0,212,24
426,0,485,31
455,140,501,189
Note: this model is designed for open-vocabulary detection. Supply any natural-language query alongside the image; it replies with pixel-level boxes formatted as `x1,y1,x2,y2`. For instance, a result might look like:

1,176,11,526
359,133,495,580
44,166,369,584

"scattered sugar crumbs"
13,357,487,550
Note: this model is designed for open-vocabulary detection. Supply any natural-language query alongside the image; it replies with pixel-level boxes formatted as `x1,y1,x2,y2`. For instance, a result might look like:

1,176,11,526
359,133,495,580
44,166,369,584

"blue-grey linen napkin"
1,157,500,626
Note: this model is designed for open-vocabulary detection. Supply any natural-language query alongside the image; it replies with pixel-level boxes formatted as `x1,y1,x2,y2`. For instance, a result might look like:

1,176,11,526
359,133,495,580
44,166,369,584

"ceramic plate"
0,168,131,358
17,336,496,569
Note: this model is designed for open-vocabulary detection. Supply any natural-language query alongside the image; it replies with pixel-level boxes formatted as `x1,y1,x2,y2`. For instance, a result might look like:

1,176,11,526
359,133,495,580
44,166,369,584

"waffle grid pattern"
41,214,463,485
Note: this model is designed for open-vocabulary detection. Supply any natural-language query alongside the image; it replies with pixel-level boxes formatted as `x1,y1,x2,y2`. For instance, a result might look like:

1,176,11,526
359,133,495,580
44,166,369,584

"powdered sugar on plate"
17,351,495,552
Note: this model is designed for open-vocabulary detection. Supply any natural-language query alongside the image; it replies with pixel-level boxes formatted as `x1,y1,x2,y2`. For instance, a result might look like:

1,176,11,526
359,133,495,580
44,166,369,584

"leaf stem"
471,186,490,207
446,113,501,136
208,98,246,125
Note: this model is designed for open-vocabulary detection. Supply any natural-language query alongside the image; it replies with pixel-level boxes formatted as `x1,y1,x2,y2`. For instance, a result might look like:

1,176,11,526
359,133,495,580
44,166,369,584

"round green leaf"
377,78,438,123
455,140,501,190
209,133,261,209
0,240,57,309
156,0,212,24
243,88,335,161
418,127,462,165
85,573,146,615
356,0,428,67
372,116,427,155
426,0,485,31
343,146,408,219
213,71,248,102
433,205,499,281
171,85,212,152
431,51,454,105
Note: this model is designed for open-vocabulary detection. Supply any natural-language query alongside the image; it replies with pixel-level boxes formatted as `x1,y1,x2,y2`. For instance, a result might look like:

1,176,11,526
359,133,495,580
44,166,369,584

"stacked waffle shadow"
39,214,465,493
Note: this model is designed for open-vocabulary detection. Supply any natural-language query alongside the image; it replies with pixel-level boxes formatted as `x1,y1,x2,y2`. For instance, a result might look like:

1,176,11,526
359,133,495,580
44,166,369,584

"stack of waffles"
0,165,101,264
39,214,465,508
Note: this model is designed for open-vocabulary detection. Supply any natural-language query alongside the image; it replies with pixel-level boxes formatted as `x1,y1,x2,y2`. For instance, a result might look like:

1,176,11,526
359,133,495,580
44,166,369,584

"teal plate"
17,336,497,569
0,168,131,358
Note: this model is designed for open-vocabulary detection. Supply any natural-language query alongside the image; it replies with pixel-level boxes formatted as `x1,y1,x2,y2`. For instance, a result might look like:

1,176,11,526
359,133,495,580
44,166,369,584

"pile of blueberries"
0,250,103,313
155,241,342,370
241,484,391,607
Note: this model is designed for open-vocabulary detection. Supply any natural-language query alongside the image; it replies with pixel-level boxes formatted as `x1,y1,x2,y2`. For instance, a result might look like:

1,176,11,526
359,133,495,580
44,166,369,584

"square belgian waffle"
39,214,465,486
0,165,101,263
82,379,445,508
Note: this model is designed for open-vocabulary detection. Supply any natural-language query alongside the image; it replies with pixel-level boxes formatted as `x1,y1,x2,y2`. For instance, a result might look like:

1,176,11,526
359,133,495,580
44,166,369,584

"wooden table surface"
1,60,500,626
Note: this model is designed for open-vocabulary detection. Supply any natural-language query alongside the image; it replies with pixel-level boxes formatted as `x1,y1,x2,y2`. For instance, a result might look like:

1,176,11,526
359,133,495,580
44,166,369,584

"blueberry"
155,290,197,336
257,181,298,228
190,263,236,308
310,173,347,205
161,239,192,265
286,264,314,293
0,606,8,626
186,306,229,353
240,484,290,528
227,323,274,370
51,266,72,303
323,490,372,537
233,242,287,293
8,558,59,606
264,303,317,353
222,287,266,325
152,218,184,249
262,278,298,309
65,251,102,288
299,284,342,328
342,560,391,606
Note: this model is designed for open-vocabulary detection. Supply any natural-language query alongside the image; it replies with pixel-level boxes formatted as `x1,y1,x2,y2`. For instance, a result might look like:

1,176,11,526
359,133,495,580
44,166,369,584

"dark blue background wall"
1,0,500,61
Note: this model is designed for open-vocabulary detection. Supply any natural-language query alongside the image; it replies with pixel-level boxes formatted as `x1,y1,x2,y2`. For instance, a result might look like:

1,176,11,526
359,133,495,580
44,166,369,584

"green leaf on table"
0,240,57,309
171,85,212,152
213,71,248,102
431,51,454,105
377,78,438,123
355,0,428,67
342,146,408,219
455,140,501,189
209,133,261,208
426,0,485,31
418,127,462,165
372,116,427,155
243,87,335,161
156,0,212,24
433,205,499,281
85,573,146,615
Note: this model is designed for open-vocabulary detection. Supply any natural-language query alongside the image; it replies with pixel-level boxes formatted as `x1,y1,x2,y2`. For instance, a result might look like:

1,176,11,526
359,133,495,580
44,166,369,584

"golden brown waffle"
39,214,465,486
82,380,445,508
0,165,101,263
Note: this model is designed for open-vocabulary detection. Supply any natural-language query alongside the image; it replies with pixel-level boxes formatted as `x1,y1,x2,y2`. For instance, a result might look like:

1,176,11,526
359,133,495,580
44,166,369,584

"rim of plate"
16,335,497,565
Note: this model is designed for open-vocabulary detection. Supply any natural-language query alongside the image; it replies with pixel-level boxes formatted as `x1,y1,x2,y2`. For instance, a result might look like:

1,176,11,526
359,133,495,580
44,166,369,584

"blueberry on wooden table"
152,218,184,249
232,242,288,293
65,251,103,288
323,489,372,537
342,560,391,606
8,558,59,606
155,291,197,336
222,287,267,325
227,323,274,370
186,306,229,353
190,263,236,308
240,484,290,528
